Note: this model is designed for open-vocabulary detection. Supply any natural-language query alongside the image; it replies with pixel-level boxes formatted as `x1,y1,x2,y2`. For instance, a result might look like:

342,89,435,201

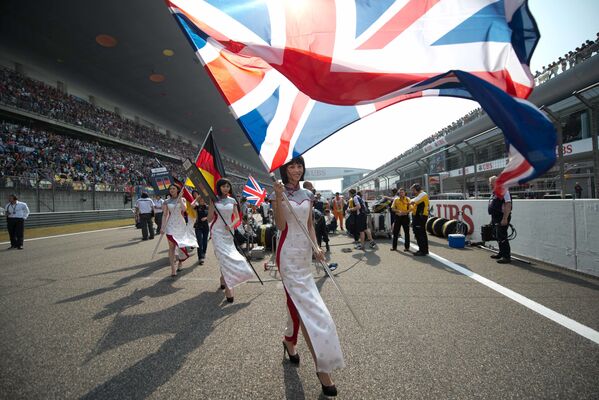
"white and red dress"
210,196,254,288
165,197,198,261
275,185,345,373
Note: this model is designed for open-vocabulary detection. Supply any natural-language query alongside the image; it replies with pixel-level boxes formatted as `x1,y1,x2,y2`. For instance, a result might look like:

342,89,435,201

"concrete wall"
0,189,129,212
431,199,599,276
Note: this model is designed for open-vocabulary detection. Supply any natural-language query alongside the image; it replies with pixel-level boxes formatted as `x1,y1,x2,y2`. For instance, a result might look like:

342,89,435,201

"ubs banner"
150,167,173,196
430,199,599,277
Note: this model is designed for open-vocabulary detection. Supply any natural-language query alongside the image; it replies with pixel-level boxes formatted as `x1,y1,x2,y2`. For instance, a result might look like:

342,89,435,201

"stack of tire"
425,217,462,238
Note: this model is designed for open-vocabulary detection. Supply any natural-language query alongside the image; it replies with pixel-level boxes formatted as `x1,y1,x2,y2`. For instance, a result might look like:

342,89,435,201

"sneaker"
497,258,511,264
328,263,338,271
369,241,376,248
490,254,501,259
355,244,363,250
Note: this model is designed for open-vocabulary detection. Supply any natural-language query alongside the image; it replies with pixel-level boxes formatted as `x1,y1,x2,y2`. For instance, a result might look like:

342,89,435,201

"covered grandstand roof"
0,0,262,169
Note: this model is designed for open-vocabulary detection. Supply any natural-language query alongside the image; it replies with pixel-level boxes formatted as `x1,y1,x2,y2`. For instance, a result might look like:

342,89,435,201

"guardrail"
0,209,134,229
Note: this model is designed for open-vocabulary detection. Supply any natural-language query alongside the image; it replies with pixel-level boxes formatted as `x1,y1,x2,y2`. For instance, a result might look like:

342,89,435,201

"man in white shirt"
135,193,155,240
153,195,164,233
5,194,30,250
261,199,271,224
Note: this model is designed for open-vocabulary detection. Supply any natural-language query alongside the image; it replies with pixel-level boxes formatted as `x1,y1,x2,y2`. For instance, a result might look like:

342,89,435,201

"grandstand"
346,38,599,200
0,66,272,212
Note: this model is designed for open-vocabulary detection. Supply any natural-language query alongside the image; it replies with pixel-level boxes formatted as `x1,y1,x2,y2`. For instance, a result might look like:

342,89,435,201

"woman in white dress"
272,156,344,397
208,178,254,303
161,184,198,278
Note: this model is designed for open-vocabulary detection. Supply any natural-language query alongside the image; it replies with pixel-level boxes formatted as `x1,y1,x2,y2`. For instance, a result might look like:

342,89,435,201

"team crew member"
488,176,512,264
332,193,345,231
346,193,359,243
409,184,429,256
273,156,343,397
349,190,375,250
191,190,209,265
390,188,411,252
153,195,164,234
208,178,254,303
5,194,29,250
382,188,398,228
135,192,155,240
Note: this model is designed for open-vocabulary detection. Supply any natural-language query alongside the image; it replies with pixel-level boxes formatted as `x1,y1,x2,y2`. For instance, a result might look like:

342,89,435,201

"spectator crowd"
0,67,269,190
369,34,599,179
534,34,599,85
0,121,184,190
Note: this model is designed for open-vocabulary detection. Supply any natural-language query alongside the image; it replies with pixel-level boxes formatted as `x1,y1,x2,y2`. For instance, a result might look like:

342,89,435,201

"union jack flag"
242,174,267,207
167,0,556,197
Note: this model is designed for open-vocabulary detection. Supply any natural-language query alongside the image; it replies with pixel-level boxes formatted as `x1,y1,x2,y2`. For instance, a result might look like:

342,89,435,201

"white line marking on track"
401,239,599,345
0,226,133,245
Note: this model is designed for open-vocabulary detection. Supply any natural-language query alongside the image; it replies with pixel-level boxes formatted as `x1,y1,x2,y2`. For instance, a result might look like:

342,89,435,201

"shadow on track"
282,361,305,400
351,250,381,266
80,290,252,400
56,257,170,304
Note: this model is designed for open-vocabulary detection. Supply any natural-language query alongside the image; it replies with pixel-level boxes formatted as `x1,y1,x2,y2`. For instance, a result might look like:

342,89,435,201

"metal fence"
0,175,135,212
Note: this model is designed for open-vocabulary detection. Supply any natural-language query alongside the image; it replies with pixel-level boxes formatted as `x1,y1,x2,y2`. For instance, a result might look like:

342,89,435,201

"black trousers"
154,212,163,233
392,215,410,250
139,213,154,239
412,214,429,254
315,219,329,248
7,217,25,247
491,214,511,259
195,226,209,260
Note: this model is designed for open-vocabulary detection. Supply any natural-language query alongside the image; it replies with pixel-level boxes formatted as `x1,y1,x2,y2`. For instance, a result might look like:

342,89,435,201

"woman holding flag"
161,184,198,278
272,156,343,397
208,178,254,303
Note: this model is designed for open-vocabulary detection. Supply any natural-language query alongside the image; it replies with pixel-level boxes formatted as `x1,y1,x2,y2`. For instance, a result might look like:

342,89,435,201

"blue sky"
303,0,599,193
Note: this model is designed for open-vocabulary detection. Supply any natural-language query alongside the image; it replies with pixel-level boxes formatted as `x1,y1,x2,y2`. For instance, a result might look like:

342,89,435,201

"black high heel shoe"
316,373,337,397
282,341,300,364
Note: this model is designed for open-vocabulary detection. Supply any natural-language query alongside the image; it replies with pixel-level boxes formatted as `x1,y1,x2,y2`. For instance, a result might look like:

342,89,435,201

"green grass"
0,218,134,241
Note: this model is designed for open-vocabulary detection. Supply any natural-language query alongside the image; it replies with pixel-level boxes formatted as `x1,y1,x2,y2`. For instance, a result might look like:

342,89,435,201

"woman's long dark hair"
216,178,235,198
215,178,241,214
167,184,180,197
279,156,305,184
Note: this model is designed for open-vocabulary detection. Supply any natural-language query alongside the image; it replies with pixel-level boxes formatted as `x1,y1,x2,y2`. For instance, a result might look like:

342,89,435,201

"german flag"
195,131,225,194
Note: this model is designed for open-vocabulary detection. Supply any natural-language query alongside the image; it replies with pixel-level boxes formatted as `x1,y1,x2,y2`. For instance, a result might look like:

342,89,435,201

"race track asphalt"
1,226,598,399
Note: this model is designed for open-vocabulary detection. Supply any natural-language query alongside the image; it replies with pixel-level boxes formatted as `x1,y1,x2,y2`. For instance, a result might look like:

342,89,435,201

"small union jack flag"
242,175,267,207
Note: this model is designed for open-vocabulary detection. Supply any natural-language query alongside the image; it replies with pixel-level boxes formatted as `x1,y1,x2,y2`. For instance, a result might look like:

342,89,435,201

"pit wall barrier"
0,209,134,230
430,200,599,277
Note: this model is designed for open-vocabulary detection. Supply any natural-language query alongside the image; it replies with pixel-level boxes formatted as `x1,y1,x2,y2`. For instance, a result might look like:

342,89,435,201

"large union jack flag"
167,0,556,197
242,174,267,207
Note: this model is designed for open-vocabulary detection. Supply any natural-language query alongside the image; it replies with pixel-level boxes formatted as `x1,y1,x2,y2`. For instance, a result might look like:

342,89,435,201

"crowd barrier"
430,200,599,277
0,209,134,230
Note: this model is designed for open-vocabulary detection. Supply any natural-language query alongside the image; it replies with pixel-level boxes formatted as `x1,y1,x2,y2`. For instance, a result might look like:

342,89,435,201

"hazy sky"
303,0,599,193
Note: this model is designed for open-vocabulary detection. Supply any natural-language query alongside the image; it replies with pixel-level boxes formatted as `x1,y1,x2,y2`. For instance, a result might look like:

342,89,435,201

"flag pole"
151,125,212,260
183,155,264,285
269,173,362,328
193,126,213,163
211,200,264,285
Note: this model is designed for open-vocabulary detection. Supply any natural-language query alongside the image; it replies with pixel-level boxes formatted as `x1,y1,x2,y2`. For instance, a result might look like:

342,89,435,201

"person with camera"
488,176,512,264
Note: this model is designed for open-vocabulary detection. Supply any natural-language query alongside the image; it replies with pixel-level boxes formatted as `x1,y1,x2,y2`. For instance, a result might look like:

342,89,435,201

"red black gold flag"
195,131,225,194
